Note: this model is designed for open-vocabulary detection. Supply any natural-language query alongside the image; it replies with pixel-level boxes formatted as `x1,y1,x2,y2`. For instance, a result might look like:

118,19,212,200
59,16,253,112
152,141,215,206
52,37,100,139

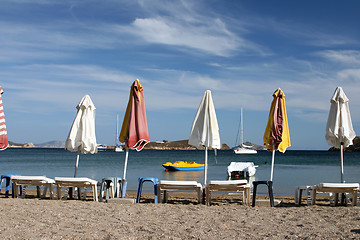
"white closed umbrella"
65,95,97,177
188,90,221,186
325,87,356,183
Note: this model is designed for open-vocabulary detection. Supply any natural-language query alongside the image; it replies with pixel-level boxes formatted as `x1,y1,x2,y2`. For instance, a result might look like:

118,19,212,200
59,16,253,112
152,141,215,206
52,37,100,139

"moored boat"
97,144,107,151
114,145,124,152
234,144,257,154
233,107,257,154
162,161,204,171
114,114,124,152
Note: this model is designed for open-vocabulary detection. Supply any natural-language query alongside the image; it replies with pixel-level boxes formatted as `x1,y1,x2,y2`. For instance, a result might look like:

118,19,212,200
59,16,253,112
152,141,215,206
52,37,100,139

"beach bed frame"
11,176,55,199
312,183,359,206
157,180,203,203
206,180,250,206
54,177,98,201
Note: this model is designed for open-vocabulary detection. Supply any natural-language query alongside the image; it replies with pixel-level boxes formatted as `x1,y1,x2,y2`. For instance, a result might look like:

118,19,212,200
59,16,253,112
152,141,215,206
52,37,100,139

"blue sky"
1,0,360,150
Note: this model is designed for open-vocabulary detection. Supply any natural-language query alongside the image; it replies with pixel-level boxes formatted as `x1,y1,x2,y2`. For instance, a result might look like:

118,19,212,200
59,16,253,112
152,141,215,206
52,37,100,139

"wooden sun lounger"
10,176,55,199
54,177,98,201
157,180,203,203
206,180,250,206
312,183,359,206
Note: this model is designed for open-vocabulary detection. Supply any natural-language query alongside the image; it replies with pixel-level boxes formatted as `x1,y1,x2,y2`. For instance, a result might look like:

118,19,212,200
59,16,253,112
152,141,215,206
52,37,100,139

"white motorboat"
114,145,124,152
227,162,258,178
97,144,107,151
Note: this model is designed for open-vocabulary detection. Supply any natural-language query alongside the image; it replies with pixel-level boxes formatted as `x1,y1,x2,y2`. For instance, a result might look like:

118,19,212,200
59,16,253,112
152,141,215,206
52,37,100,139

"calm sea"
1,148,359,195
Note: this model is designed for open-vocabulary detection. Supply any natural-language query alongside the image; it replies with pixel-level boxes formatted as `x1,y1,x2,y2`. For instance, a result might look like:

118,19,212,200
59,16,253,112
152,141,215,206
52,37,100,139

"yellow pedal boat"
162,161,204,171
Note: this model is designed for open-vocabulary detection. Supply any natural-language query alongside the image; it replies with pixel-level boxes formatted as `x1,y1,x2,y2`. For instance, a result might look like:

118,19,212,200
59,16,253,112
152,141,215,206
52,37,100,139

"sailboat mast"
240,106,244,145
115,113,119,145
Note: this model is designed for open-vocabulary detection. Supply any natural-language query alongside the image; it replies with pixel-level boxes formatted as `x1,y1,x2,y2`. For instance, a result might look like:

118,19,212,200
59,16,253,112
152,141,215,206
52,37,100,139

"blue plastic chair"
0,174,21,198
136,177,159,203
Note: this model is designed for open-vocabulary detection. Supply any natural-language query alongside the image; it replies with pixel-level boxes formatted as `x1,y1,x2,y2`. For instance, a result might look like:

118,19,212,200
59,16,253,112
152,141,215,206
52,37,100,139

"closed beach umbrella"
0,86,8,151
119,79,149,197
325,87,356,183
263,88,291,181
65,95,97,177
188,90,221,186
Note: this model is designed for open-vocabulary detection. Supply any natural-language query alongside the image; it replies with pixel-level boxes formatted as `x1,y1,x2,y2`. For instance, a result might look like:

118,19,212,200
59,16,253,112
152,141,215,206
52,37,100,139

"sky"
1,0,360,150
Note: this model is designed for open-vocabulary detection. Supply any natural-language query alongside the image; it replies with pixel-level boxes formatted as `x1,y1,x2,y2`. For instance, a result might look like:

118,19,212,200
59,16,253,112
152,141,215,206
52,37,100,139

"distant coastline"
8,137,360,151
7,139,264,151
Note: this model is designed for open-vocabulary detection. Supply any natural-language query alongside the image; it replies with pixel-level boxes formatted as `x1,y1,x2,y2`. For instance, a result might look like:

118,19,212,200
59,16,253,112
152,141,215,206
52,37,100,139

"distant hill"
8,140,65,148
145,140,230,150
8,141,35,148
8,139,266,150
329,136,360,152
36,141,65,148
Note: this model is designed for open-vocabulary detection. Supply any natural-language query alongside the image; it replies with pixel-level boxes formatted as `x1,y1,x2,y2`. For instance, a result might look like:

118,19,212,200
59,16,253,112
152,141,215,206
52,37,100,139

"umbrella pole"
74,151,80,178
203,147,208,204
121,148,129,198
204,147,208,186
70,150,80,199
270,147,275,182
340,143,344,183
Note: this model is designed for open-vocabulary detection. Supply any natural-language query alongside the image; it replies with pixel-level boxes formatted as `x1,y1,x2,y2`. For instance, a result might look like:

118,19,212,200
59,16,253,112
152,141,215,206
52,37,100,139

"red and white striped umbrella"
0,86,8,150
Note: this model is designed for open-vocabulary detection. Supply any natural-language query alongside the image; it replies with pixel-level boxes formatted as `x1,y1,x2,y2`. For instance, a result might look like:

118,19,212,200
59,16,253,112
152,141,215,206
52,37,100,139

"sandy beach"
1,192,360,239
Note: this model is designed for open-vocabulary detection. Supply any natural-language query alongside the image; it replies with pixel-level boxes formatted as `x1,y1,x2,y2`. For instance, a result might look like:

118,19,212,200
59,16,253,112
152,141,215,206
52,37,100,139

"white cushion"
208,180,247,185
159,180,199,186
11,176,55,183
318,183,359,188
54,177,97,184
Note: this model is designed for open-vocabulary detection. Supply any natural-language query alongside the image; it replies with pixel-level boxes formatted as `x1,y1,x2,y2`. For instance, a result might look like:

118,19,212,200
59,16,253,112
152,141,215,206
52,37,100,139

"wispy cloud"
112,0,266,57
316,50,360,65
127,17,241,56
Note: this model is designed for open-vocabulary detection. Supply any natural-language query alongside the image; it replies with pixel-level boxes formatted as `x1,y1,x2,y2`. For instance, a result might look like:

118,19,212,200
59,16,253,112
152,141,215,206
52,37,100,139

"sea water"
0,148,359,195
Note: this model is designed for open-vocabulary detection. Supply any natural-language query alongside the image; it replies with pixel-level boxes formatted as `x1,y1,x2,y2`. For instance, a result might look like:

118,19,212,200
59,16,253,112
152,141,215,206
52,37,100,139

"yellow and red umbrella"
263,88,291,181
0,87,8,151
119,79,149,197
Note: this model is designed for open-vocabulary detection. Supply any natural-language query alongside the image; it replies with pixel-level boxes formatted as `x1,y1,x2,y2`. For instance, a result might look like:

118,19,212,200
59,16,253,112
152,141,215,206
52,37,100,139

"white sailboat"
233,107,257,154
114,114,124,152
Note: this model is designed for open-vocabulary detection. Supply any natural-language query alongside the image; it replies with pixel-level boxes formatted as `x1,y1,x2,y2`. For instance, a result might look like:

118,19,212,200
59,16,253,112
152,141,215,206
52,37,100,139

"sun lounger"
312,183,359,206
206,180,250,206
54,177,98,201
157,180,203,203
10,176,55,199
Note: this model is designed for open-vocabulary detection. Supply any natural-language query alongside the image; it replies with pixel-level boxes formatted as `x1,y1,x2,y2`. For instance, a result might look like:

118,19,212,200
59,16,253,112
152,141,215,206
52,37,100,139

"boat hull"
162,161,205,171
234,147,257,154
162,165,204,171
114,146,123,152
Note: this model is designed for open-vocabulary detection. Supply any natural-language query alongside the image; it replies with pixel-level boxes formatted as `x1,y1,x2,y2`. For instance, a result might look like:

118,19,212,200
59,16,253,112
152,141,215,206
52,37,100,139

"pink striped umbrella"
0,87,8,151
119,79,149,197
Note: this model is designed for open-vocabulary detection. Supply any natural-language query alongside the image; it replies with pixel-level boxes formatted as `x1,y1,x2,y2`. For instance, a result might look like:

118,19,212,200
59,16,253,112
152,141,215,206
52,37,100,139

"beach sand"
0,192,360,239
